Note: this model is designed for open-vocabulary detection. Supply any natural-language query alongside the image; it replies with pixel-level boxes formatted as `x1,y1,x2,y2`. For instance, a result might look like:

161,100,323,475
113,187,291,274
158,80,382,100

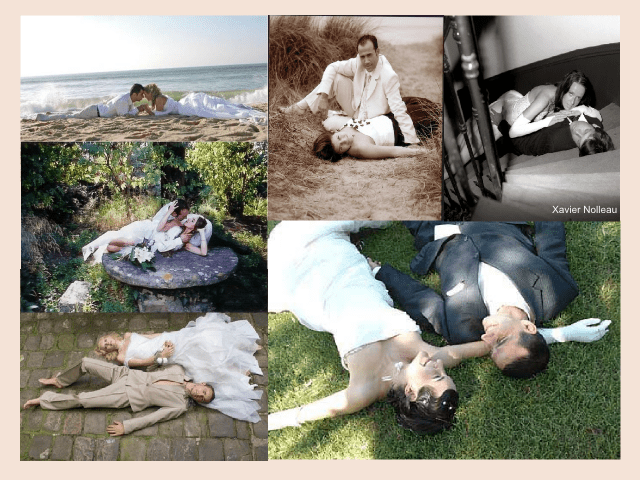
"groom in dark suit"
374,222,610,378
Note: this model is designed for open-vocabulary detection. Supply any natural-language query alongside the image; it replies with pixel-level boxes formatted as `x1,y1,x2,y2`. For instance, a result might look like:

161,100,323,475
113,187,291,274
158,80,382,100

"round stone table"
102,247,238,289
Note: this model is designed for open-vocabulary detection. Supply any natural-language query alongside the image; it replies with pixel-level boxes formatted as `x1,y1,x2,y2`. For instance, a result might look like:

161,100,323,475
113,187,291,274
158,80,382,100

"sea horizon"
20,62,267,80
21,63,268,119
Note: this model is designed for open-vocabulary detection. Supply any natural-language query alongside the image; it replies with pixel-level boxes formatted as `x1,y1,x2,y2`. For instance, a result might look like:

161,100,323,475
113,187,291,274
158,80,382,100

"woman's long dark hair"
313,131,345,162
554,70,594,111
387,385,459,435
180,216,207,239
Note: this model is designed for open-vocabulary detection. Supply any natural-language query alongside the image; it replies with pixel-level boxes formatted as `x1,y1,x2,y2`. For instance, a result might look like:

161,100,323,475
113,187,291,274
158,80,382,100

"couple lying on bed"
458,70,614,160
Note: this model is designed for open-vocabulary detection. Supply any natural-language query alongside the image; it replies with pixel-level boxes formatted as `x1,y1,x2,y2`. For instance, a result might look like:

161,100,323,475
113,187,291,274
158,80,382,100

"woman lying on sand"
82,201,208,263
313,96,438,161
142,83,266,124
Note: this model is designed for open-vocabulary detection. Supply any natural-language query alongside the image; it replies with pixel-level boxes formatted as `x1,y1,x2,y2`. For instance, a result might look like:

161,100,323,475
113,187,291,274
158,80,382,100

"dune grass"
268,221,620,459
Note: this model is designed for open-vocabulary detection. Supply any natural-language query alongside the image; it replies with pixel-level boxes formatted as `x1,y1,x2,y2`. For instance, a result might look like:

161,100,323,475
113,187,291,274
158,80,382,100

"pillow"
599,103,620,129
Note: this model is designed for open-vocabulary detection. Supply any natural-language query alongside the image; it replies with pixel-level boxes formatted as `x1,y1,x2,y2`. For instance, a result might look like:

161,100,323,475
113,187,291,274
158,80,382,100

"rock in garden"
58,281,91,312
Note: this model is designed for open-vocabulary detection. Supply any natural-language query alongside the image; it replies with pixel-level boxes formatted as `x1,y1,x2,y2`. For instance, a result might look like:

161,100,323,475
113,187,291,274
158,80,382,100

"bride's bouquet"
112,238,156,272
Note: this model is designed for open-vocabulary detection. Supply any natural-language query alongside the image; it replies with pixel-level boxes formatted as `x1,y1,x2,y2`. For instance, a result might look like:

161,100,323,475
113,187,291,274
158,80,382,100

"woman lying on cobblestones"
95,312,263,422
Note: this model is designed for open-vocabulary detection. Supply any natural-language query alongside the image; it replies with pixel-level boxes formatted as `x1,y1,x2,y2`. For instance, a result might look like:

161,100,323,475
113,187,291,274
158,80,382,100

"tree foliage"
186,142,267,216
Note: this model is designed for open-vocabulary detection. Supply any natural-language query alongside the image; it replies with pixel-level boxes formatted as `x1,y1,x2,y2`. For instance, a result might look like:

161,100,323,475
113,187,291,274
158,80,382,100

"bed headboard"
454,42,620,116
483,42,620,108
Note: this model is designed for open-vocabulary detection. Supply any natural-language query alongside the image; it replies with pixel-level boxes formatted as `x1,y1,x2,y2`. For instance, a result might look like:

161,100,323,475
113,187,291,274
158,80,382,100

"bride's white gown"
82,202,211,263
155,93,266,125
124,312,263,423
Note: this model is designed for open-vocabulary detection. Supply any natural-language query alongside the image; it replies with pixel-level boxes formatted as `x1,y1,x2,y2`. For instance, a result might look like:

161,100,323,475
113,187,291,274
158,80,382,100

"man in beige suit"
23,357,214,436
283,34,420,145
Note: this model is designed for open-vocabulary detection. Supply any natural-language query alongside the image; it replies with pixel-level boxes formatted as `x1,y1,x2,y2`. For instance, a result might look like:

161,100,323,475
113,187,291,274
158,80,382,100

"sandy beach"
21,103,268,142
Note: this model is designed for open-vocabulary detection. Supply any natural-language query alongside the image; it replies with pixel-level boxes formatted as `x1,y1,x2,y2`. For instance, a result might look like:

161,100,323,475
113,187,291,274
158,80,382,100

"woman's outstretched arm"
429,341,491,368
157,201,178,232
509,89,567,138
353,143,427,159
268,384,374,431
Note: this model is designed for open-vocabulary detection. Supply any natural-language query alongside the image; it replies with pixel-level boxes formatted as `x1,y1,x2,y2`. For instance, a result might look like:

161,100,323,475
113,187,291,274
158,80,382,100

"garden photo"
268,220,619,459
21,141,267,313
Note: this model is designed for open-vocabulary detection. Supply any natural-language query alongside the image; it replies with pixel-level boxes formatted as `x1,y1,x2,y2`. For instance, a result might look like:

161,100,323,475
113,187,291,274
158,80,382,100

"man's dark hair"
579,129,614,157
357,34,378,50
500,331,550,379
130,84,145,95
175,198,189,213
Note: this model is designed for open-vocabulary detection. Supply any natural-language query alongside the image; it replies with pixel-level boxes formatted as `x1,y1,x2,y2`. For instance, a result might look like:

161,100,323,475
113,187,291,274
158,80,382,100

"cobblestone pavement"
20,312,268,461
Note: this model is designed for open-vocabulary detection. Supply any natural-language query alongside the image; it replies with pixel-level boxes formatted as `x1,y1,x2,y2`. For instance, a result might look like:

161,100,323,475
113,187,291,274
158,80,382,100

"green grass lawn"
268,221,620,459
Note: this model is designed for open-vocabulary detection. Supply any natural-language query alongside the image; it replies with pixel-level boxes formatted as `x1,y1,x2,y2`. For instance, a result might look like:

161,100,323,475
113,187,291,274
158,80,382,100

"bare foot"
39,376,63,388
278,103,307,115
23,398,41,409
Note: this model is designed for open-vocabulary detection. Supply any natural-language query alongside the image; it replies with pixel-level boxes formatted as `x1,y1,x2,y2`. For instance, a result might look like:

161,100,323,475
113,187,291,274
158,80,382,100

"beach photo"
20,16,267,142
268,16,443,220
442,16,619,220
21,142,267,314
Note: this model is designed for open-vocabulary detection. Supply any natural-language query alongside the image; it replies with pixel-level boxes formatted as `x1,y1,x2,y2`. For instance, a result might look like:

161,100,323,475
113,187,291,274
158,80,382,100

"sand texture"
21,104,267,142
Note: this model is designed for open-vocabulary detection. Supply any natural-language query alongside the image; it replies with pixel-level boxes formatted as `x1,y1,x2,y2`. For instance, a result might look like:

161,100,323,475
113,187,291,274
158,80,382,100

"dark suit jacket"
376,222,579,344
498,114,604,156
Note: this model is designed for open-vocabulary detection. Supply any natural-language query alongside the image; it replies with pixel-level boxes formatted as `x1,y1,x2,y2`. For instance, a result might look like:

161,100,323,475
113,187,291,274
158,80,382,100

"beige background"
6,1,632,474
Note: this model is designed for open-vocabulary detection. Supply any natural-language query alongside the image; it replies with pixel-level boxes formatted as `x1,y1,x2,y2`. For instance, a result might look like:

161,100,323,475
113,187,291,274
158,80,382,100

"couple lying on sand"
36,83,266,123
280,34,440,161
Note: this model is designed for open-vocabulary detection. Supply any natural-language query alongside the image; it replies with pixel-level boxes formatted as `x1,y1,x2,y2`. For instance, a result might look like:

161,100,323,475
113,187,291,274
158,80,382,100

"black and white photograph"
442,16,620,220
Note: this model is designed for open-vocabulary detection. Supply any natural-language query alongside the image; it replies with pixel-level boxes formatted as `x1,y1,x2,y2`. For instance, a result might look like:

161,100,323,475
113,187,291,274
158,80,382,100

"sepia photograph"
268,16,443,220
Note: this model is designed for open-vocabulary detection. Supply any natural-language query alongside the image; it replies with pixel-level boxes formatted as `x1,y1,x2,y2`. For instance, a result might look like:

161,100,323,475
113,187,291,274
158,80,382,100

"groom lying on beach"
36,84,151,121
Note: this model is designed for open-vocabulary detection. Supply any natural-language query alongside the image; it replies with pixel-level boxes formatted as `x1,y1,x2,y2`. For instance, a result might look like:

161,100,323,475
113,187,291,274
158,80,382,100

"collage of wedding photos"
18,15,620,463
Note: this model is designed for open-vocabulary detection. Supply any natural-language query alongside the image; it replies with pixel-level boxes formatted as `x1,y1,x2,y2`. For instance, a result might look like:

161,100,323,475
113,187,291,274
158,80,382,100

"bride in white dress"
143,84,266,125
82,200,208,263
95,312,264,423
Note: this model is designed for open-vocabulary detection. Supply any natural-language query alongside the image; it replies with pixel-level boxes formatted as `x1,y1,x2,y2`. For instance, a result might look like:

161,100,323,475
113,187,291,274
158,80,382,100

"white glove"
268,408,302,431
551,318,612,343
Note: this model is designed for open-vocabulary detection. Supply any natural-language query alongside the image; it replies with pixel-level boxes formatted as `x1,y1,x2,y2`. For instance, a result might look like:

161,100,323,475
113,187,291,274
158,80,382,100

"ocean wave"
229,86,267,105
20,87,114,119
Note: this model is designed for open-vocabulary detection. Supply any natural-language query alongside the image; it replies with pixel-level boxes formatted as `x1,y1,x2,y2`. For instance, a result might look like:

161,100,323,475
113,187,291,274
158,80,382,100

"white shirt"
97,93,139,118
434,225,532,318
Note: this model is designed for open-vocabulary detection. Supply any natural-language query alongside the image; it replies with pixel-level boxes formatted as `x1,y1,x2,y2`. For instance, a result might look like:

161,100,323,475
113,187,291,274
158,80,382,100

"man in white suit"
283,35,419,145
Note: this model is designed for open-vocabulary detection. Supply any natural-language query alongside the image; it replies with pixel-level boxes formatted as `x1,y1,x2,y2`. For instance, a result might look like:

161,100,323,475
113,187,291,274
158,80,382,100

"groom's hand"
107,421,125,436
316,93,329,118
